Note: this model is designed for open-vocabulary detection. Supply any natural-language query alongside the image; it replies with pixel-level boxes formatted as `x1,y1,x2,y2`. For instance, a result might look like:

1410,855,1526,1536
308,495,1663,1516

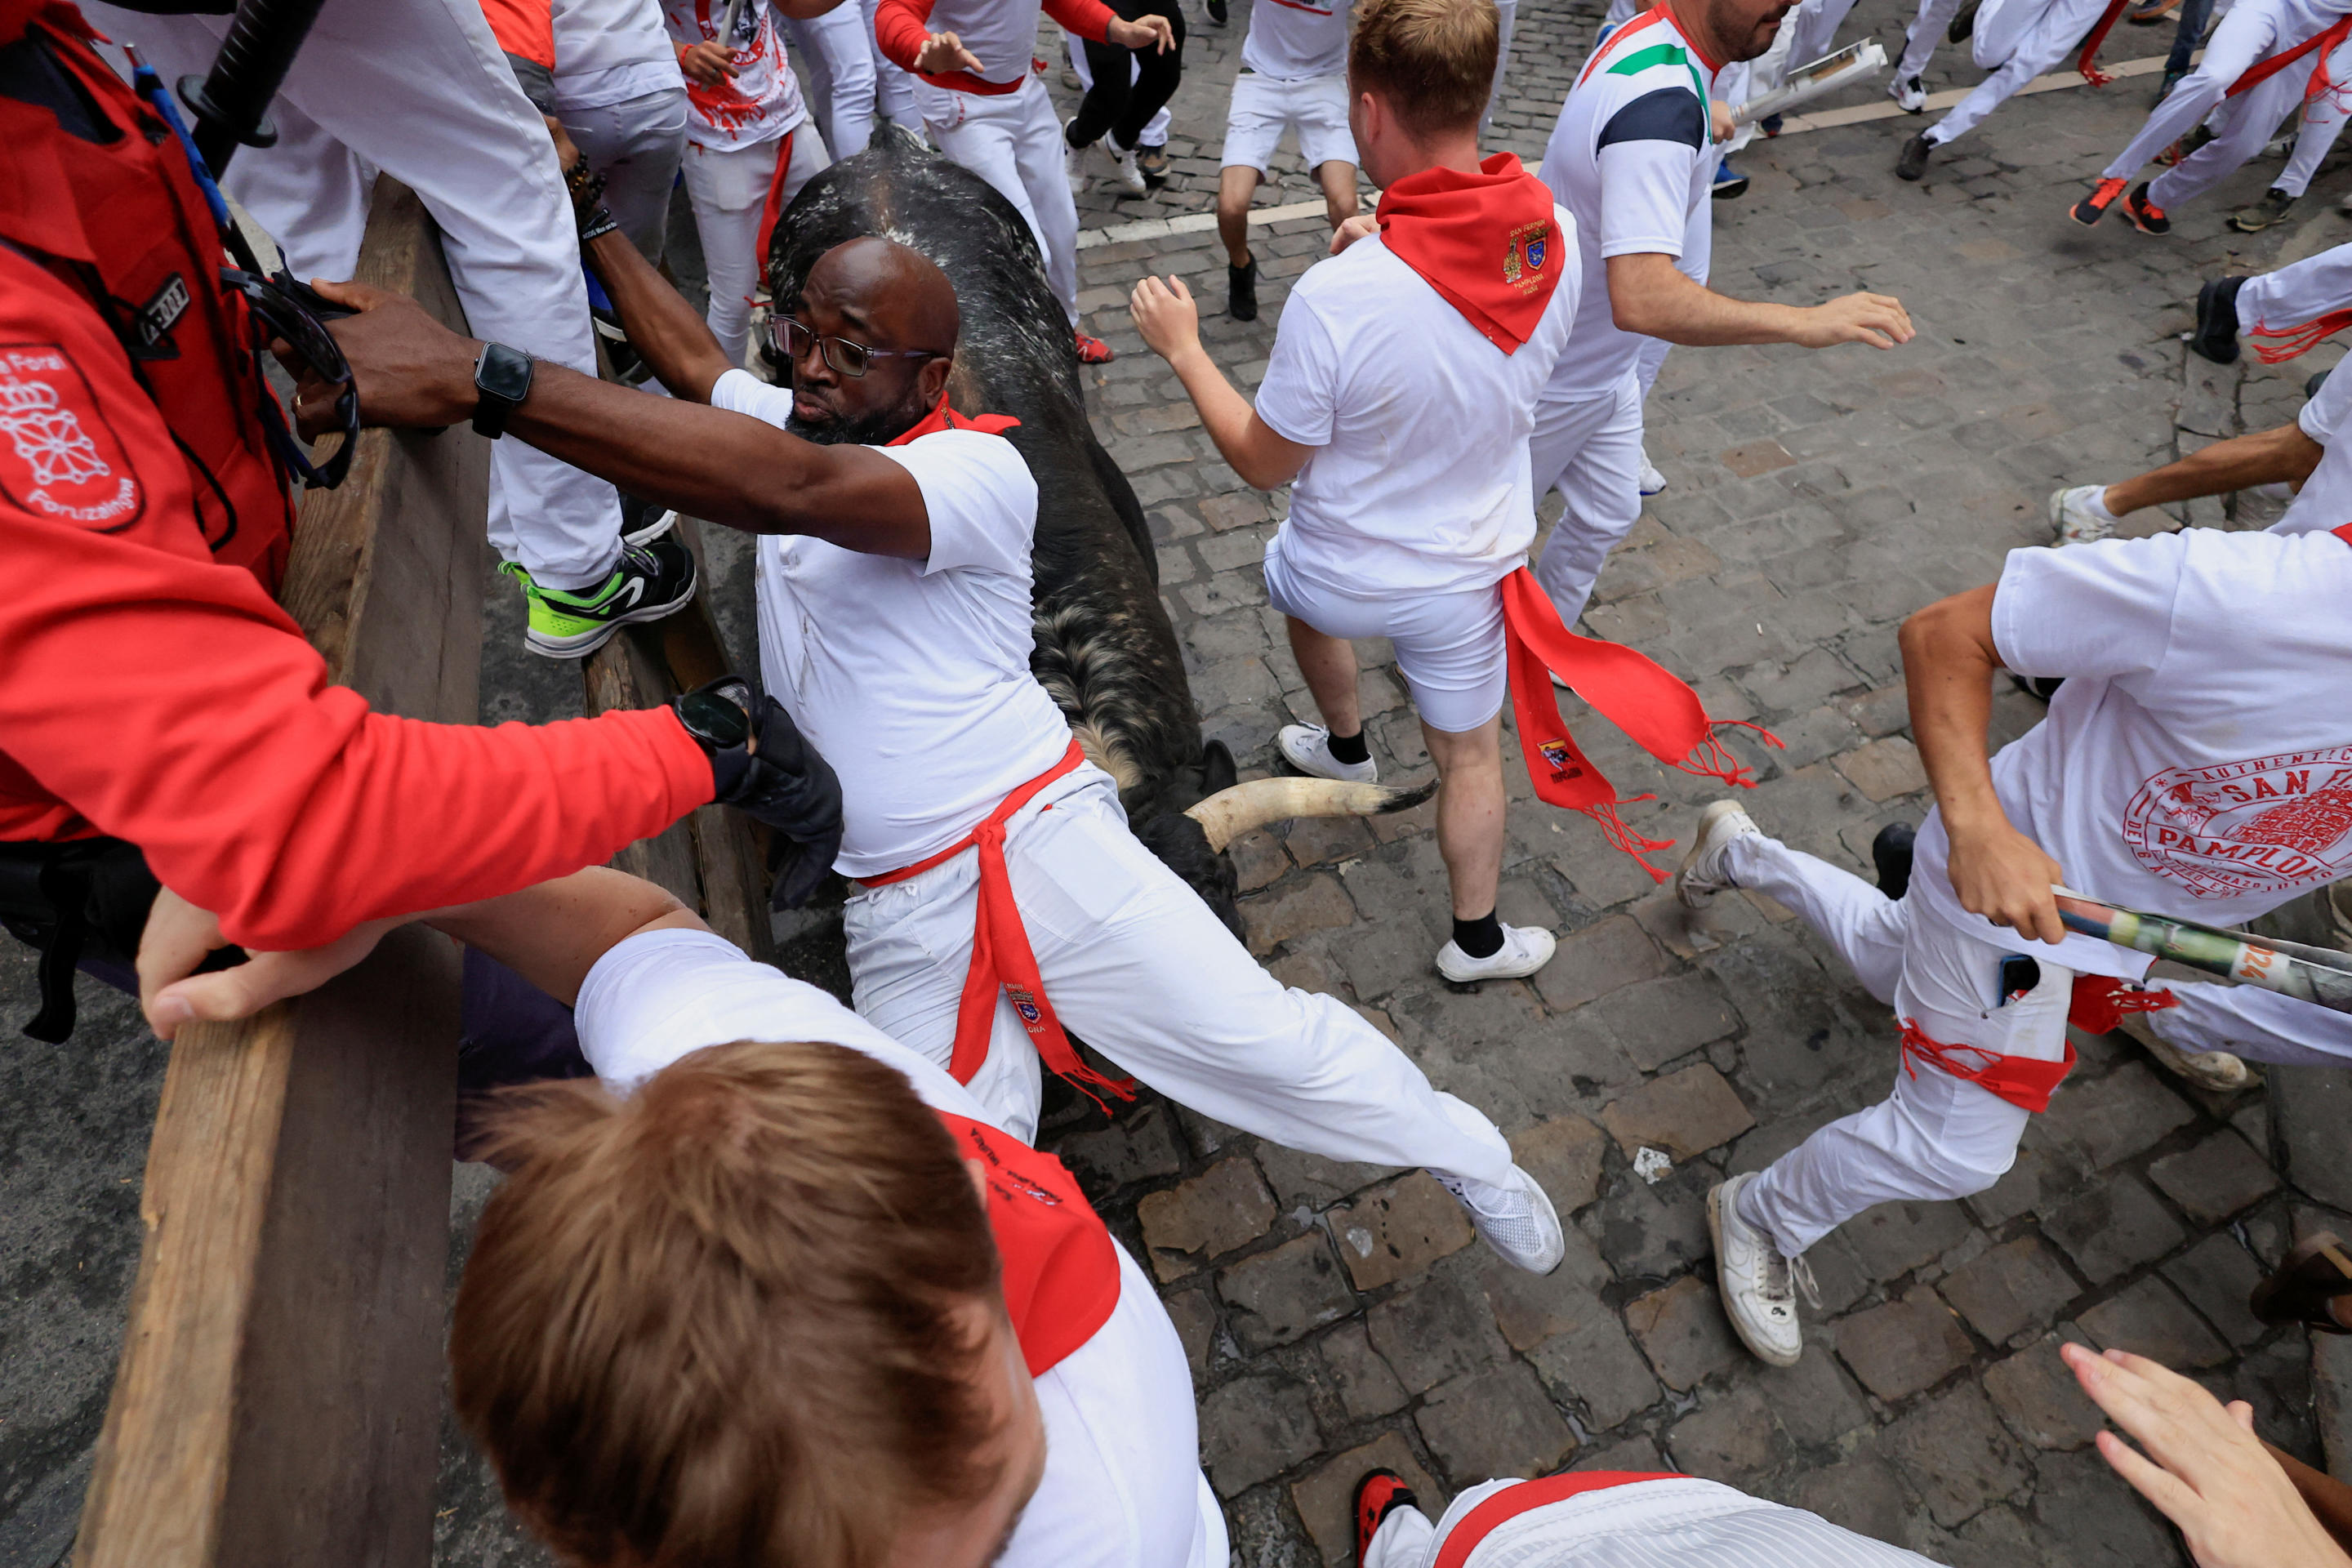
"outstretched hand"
1793,290,1914,350
136,889,400,1041
1107,12,1176,51
292,278,482,436
1329,213,1379,254
1129,274,1201,361
913,29,982,74
2065,1343,2352,1568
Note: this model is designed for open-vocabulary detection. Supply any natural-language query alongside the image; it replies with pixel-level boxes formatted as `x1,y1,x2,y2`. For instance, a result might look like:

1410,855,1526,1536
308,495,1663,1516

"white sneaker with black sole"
1891,74,1927,112
1062,118,1088,190
1099,135,1147,195
1638,450,1668,496
1436,923,1556,982
2049,484,2118,546
1435,1165,1566,1274
1709,1172,1814,1366
1277,724,1378,783
1675,800,1762,909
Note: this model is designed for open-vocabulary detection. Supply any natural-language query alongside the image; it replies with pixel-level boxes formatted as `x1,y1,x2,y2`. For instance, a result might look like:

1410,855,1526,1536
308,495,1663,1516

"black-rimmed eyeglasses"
761,315,937,379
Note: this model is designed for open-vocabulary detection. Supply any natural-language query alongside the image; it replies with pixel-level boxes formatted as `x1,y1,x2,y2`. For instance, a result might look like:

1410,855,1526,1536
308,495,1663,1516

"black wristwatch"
472,342,536,439
672,678,754,752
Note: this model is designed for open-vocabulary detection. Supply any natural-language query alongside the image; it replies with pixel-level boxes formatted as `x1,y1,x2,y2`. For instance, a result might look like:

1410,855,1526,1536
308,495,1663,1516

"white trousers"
841,769,1519,1184
862,0,927,135
2238,238,2352,331
787,5,882,158
1068,35,1174,146
2152,51,2352,205
1529,372,1646,631
1787,0,1863,73
561,87,688,260
2106,0,2346,178
1927,0,2113,144
1897,0,1969,80
921,75,1082,323
84,0,626,590
681,127,834,367
1725,826,2074,1258
2154,974,2352,1065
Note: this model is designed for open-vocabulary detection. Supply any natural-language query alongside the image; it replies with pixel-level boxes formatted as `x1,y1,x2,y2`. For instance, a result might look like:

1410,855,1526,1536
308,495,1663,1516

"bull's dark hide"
768,126,1243,933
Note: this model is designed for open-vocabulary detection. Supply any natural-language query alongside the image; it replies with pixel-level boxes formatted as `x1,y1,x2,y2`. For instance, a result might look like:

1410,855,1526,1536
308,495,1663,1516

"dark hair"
451,1039,1004,1568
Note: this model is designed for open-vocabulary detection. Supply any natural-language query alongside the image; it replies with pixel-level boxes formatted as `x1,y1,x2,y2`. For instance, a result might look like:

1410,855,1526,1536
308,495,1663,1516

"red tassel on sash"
2066,974,2180,1036
1499,568,1783,881
2077,0,2134,87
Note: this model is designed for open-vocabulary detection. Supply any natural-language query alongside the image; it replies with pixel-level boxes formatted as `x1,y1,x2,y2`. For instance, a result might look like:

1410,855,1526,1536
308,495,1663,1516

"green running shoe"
503,517,697,657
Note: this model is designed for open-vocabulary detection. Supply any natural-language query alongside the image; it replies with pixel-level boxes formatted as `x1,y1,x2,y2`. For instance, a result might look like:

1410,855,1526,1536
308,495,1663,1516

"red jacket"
0,2,712,950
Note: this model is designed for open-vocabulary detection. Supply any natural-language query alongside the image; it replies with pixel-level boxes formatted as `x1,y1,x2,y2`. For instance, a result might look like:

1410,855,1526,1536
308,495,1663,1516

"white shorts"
1220,69,1358,173
1263,534,1508,734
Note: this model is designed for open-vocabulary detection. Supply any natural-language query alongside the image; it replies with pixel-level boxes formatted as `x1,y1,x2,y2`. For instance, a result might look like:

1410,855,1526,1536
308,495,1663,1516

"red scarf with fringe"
1375,154,1564,354
1499,568,1781,880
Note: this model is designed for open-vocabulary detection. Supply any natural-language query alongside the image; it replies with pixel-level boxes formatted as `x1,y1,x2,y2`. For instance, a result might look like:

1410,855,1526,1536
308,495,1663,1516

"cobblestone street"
5,0,2352,1564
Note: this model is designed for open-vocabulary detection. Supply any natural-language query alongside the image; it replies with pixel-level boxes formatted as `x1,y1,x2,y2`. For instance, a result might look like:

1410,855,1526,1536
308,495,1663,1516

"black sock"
1452,910,1503,960
1325,728,1369,765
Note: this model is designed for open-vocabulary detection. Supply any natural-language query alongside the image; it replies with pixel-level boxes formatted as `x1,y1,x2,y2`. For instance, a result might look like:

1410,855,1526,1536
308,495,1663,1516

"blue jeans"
2167,0,2216,79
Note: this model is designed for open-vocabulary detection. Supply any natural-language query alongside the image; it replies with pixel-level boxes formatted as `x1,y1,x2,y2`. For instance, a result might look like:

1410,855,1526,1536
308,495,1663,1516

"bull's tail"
1183,777,1438,853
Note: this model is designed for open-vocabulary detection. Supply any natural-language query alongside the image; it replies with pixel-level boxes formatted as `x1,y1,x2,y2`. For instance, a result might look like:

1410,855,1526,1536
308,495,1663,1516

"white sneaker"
1099,135,1147,195
1709,1173,1813,1367
1277,723,1378,783
1062,118,1088,190
1435,1164,1565,1274
1637,452,1668,496
2118,1010,2253,1093
1891,74,1927,113
1436,923,1557,982
1674,800,1762,910
2049,484,2118,546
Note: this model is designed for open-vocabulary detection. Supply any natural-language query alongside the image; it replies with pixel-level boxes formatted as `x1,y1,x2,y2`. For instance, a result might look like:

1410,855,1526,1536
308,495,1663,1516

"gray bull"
768,127,1427,933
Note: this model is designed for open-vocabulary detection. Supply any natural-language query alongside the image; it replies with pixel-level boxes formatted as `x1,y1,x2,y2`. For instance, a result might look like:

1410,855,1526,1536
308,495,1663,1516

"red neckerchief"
887,392,1022,444
1374,153,1564,354
1499,569,1782,880
938,1112,1121,1375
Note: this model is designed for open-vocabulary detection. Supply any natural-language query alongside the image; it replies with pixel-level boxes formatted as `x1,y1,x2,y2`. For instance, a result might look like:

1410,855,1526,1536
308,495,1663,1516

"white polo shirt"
1539,7,1719,403
665,0,809,148
1254,213,1581,597
1241,0,1351,79
710,370,1077,877
1910,527,2352,979
573,927,1225,1568
2277,367,2352,537
550,0,688,111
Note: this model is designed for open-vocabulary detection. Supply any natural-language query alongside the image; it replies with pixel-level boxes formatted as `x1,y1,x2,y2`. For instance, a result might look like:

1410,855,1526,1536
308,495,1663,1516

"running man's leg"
1926,0,2103,145
2102,0,2284,180
2238,239,2352,331
1009,80,1085,321
679,136,778,367
928,93,1070,320
2148,69,2297,209
1896,0,1965,81
863,0,924,132
1719,831,1909,1004
1530,373,1645,629
1483,0,1518,127
2277,85,2352,196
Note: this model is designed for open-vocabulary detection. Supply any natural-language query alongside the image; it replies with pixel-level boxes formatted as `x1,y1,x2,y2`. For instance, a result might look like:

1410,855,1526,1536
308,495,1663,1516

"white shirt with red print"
1910,526,2352,979
662,0,809,148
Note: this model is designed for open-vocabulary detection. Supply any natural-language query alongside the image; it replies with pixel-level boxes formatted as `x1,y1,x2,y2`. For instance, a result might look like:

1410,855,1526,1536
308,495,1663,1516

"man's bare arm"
1606,252,1914,350
1900,584,2069,945
1129,274,1316,489
2103,421,2325,517
584,224,737,403
428,870,706,1006
301,280,932,557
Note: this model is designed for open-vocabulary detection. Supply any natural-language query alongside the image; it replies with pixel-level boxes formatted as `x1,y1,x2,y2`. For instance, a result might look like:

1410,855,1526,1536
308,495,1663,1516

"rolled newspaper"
2054,886,2352,1015
1732,38,1890,126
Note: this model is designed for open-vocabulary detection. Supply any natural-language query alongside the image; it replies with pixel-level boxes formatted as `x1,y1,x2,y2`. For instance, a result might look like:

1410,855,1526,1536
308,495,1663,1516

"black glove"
672,679,844,910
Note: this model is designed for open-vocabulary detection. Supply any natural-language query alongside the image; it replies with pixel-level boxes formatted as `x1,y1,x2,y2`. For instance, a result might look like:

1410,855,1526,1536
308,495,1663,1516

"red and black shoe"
2069,176,2128,225
1076,330,1116,365
1353,1469,1420,1559
2121,181,2171,234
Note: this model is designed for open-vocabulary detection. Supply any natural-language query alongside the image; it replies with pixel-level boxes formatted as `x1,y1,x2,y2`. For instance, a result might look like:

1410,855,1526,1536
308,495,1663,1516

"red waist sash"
861,739,1134,1106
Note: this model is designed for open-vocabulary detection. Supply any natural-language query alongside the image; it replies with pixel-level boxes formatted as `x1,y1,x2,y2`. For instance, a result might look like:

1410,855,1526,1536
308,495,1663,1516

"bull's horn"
1184,776,1439,853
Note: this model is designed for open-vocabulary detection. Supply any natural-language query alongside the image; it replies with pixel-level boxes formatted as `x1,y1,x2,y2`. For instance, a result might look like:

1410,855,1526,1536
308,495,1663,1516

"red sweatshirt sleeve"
0,273,714,951
1041,0,1115,42
873,0,936,73
477,0,556,69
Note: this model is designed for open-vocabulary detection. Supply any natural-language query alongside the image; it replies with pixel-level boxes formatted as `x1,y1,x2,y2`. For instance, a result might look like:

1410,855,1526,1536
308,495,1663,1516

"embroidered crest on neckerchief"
1504,219,1552,292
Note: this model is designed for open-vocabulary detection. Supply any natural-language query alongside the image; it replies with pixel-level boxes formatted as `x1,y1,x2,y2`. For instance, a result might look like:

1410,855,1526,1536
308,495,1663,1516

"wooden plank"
74,180,486,1568
581,521,777,962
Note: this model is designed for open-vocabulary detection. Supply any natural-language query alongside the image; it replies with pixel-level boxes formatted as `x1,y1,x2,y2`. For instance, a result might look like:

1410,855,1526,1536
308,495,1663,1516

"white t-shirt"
711,370,1077,877
665,0,809,147
573,928,1225,1568
1426,1476,1940,1566
1911,528,2352,979
1241,0,1352,80
1539,7,1719,402
913,0,1051,84
1254,215,1581,596
550,0,688,110
2278,368,2352,537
